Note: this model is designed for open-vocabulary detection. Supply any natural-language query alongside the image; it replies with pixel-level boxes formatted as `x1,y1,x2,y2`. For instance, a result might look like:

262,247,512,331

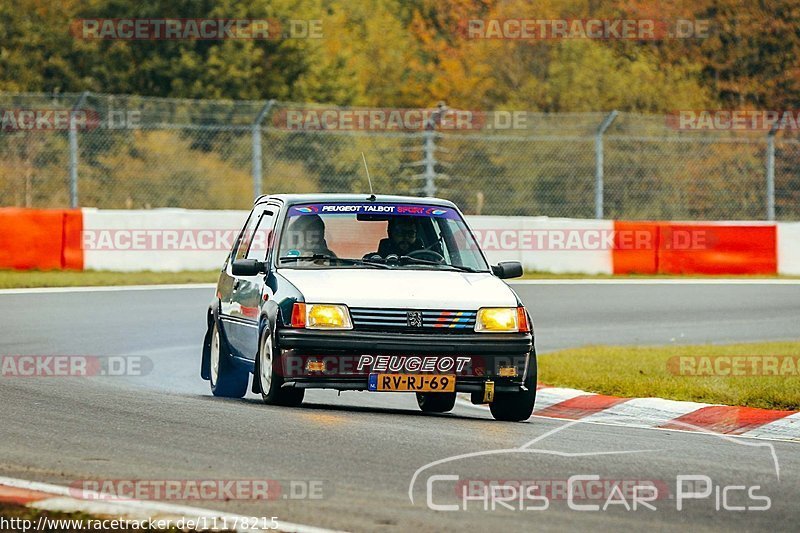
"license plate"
368,373,455,392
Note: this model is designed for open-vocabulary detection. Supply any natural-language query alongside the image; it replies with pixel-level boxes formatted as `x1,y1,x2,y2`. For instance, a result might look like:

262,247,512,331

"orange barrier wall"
613,221,777,275
61,210,84,270
612,222,659,274
0,208,84,270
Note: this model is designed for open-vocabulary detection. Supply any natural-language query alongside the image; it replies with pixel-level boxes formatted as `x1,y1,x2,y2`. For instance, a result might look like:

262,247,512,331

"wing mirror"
492,261,523,279
231,259,266,276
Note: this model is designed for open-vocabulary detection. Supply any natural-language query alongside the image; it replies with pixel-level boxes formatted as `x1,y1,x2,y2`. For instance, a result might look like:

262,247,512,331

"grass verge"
539,342,800,410
0,270,218,289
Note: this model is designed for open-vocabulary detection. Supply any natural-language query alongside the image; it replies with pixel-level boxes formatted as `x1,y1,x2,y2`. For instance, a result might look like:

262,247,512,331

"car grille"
349,308,477,332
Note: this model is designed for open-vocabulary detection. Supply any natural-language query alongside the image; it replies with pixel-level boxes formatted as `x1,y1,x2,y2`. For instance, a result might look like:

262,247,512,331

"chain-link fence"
1,92,798,220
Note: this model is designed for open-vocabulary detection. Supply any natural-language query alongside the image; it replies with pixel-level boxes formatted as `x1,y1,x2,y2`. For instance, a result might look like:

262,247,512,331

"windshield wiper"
279,255,389,268
359,258,392,269
397,255,480,273
279,254,477,272
443,264,482,273
279,254,335,263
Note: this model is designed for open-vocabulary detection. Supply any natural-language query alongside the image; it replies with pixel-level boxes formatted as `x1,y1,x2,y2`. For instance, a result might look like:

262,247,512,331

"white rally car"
201,194,536,421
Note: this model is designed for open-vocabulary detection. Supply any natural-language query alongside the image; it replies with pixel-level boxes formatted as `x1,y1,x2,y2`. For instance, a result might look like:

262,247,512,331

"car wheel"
416,392,456,413
489,355,537,422
209,322,249,398
258,328,304,407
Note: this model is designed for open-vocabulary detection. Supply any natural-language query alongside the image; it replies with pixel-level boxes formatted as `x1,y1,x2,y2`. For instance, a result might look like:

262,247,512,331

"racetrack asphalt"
1,282,798,531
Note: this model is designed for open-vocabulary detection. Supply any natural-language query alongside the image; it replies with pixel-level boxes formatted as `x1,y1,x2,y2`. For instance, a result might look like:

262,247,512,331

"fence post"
766,122,779,221
418,102,448,197
69,91,90,208
252,99,275,201
422,125,437,197
594,110,618,219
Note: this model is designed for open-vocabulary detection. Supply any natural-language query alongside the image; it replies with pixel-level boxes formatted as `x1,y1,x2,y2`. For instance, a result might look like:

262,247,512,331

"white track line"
0,278,800,295
0,476,342,533
1,278,798,295
510,279,800,285
0,283,215,295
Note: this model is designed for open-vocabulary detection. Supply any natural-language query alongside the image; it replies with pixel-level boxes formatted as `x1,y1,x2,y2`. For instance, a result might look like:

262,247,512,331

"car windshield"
276,202,490,272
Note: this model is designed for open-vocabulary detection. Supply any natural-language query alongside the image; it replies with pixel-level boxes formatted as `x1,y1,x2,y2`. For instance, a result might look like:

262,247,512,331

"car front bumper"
279,376,526,394
275,329,534,387
277,329,532,355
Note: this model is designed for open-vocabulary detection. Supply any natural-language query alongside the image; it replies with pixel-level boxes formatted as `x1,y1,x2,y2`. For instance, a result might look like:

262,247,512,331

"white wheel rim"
259,333,273,393
210,326,220,386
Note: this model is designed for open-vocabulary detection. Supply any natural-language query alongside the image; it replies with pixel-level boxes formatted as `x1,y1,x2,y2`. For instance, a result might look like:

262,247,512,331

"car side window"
232,208,262,261
245,209,277,260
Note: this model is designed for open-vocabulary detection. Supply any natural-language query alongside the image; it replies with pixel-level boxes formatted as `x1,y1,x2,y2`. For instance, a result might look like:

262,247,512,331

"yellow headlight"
306,304,352,330
475,307,518,332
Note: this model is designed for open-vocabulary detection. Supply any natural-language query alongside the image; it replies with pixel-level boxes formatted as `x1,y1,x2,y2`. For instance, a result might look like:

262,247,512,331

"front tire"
489,354,537,422
209,323,249,398
258,328,304,407
416,392,456,413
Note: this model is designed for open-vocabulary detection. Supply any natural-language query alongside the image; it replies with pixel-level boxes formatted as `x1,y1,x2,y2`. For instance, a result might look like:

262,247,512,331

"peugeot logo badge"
407,311,423,328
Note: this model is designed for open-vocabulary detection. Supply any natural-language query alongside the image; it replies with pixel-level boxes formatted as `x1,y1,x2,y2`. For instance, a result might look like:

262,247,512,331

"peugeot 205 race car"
201,194,536,421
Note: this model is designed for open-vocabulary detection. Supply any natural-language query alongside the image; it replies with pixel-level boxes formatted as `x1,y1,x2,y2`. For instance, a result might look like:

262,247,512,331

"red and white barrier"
81,208,246,272
778,222,800,275
0,208,83,270
466,216,614,274
2,208,799,275
612,221,778,275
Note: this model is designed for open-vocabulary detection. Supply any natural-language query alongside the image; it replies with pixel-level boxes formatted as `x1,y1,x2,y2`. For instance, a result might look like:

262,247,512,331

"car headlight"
291,303,352,330
475,307,530,333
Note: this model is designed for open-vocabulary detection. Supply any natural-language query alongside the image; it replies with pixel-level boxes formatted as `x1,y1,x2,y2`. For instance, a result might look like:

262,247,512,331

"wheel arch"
253,300,281,394
200,300,219,380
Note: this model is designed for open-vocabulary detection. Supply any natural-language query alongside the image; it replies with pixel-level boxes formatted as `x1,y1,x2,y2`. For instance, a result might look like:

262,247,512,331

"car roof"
255,193,458,208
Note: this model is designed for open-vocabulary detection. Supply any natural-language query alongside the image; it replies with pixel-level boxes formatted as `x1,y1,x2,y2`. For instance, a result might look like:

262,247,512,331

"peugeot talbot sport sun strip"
201,194,536,421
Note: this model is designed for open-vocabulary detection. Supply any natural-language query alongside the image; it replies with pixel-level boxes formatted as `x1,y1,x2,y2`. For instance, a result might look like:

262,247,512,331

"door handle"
233,280,241,290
